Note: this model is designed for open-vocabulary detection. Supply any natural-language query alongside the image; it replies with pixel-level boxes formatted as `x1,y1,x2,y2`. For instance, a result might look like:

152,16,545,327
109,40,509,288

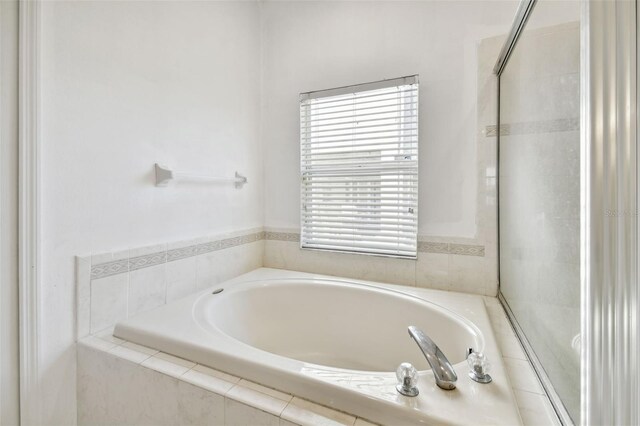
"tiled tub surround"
115,269,521,425
77,298,558,426
264,229,496,296
77,228,493,339
78,268,521,425
78,337,375,426
76,228,265,338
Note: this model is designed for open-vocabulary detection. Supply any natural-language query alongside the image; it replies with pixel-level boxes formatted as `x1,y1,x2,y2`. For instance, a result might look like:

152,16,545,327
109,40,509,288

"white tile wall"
77,338,376,426
483,296,560,426
225,398,281,426
166,257,197,302
281,397,356,426
78,227,497,344
263,239,417,288
264,238,496,296
90,273,128,333
77,228,265,339
128,263,166,315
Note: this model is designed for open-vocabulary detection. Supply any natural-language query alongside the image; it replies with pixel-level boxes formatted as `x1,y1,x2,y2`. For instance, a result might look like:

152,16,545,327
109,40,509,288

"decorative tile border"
264,231,300,242
89,229,484,281
90,231,265,280
417,241,449,254
418,241,484,256
485,117,579,137
90,259,129,280
166,244,199,262
266,232,485,257
449,243,485,257
129,252,166,271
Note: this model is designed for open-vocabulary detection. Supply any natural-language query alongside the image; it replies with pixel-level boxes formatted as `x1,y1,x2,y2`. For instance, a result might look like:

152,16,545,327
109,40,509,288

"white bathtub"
114,268,521,425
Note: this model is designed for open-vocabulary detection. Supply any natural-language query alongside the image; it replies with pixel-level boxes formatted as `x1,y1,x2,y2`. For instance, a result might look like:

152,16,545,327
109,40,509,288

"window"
300,76,419,258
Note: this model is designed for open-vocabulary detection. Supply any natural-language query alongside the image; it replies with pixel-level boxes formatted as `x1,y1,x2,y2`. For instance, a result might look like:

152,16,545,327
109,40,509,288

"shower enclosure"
495,0,580,424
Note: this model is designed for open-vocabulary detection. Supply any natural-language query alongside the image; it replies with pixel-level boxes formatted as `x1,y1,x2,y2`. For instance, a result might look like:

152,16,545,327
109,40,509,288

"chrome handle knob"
467,348,492,384
395,362,419,397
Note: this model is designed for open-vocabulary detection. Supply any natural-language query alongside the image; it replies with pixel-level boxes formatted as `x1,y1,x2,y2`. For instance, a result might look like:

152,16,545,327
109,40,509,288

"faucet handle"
395,362,419,397
466,348,492,384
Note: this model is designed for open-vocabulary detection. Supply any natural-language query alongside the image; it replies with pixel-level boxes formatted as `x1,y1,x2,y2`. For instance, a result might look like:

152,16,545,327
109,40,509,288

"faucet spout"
408,325,457,390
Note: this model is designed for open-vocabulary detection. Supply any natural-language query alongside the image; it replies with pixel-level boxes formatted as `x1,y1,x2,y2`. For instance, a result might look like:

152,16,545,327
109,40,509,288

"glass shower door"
498,1,580,423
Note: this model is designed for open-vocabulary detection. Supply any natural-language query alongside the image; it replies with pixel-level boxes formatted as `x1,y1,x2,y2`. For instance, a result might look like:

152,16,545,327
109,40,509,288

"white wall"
40,1,262,423
261,0,519,238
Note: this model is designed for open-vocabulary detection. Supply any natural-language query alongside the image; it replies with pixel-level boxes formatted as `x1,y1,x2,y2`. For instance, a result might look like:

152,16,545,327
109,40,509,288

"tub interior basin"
194,279,482,372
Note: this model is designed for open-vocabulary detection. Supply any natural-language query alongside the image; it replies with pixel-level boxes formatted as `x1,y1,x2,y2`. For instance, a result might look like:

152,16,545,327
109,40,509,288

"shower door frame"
17,0,42,424
0,1,20,424
580,1,639,425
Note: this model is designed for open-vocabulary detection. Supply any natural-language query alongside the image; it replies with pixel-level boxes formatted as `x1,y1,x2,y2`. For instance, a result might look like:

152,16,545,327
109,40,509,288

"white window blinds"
300,76,419,258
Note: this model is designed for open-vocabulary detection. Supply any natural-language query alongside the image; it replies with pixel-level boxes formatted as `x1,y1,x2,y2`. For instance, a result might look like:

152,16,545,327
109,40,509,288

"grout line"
125,267,130,319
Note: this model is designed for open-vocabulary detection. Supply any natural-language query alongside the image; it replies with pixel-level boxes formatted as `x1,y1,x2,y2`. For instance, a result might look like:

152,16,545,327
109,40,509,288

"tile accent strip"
90,230,485,280
417,241,449,254
485,117,579,137
90,259,129,280
129,252,166,271
265,232,485,257
264,231,300,242
91,231,265,280
417,241,485,257
449,243,485,256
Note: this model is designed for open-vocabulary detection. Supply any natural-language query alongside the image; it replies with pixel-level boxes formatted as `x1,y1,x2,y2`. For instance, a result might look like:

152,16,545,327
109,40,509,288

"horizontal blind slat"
302,100,418,119
302,155,417,165
301,140,417,152
301,121,418,136
303,87,417,107
307,94,418,114
299,116,414,129
302,212,416,221
302,240,417,252
303,164,418,175
303,198,417,205
303,245,416,258
302,134,417,146
301,107,418,125
302,217,416,226
303,223,417,232
304,201,417,207
301,129,418,141
303,231,416,242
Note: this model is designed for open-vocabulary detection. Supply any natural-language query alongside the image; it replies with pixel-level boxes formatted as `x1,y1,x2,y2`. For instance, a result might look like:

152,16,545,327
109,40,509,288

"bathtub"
114,268,521,425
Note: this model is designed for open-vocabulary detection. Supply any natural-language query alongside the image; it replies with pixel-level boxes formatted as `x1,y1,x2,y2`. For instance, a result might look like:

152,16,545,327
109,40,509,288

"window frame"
299,75,419,259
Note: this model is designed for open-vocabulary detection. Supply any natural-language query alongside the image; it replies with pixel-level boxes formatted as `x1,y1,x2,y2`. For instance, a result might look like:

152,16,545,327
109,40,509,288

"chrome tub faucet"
408,325,458,390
